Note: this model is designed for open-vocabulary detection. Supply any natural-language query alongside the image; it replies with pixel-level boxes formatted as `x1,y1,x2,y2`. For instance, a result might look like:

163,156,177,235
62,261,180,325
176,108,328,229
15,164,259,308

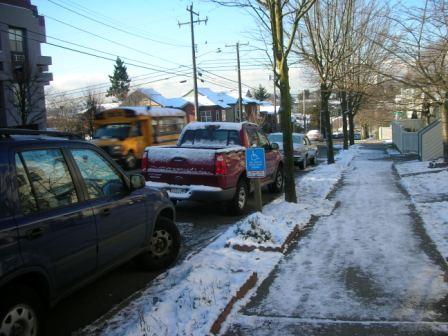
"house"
0,0,52,129
183,87,235,122
124,88,195,123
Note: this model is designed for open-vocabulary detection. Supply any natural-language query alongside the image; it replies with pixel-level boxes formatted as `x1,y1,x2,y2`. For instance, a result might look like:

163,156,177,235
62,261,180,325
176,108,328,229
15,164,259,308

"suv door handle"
25,227,46,240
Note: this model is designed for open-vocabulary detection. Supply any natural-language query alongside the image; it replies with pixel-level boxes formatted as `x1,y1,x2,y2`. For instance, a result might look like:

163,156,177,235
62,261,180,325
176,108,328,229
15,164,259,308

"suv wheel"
0,286,44,336
136,217,181,270
298,156,307,170
227,179,248,215
268,166,284,193
125,152,137,170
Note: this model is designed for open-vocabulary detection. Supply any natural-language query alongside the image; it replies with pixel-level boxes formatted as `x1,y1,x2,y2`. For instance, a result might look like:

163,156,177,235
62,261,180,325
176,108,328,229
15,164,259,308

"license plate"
170,188,187,194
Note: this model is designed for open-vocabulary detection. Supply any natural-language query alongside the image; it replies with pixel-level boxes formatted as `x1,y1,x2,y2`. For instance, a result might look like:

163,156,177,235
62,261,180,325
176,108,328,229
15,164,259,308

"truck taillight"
215,154,228,175
141,151,149,171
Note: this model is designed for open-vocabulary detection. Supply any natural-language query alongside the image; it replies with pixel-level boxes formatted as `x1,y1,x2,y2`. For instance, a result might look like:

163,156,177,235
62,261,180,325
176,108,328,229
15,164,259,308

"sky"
33,0,310,101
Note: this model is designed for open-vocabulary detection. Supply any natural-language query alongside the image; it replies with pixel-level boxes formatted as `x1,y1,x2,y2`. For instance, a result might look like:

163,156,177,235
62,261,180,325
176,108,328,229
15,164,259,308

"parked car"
332,131,344,139
142,122,284,215
354,132,362,140
0,129,180,336
268,132,318,169
306,129,324,142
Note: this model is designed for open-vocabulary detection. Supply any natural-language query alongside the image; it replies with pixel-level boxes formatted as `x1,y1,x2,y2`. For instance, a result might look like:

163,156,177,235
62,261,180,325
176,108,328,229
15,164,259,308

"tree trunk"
341,91,349,150
279,60,297,203
442,94,448,162
321,83,334,164
348,111,355,145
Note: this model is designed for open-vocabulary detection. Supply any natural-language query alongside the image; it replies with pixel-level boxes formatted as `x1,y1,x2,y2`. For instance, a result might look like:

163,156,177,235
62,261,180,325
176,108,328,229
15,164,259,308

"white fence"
418,120,443,161
391,120,421,153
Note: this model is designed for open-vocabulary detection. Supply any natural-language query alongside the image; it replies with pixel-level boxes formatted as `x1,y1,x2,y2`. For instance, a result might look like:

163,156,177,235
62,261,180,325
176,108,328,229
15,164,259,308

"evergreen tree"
254,84,270,101
107,57,131,101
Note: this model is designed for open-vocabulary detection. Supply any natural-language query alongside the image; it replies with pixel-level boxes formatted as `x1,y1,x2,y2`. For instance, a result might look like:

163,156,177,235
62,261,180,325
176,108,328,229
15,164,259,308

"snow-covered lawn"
81,147,358,336
230,148,448,334
396,159,448,261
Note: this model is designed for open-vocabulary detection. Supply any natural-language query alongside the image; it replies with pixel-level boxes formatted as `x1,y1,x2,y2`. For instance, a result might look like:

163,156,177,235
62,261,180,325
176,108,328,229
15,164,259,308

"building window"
200,110,212,122
9,28,25,53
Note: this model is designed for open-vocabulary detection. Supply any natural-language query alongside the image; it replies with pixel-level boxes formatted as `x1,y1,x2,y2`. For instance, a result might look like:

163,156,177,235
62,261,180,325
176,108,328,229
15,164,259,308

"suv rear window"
179,129,241,147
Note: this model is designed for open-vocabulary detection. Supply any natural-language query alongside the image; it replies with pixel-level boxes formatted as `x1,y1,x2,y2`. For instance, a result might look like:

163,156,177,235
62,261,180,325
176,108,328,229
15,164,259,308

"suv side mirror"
270,142,279,150
130,174,146,190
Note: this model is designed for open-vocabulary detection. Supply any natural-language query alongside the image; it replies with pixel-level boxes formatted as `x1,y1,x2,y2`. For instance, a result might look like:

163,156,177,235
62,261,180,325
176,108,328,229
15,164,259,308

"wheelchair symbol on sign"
251,152,260,161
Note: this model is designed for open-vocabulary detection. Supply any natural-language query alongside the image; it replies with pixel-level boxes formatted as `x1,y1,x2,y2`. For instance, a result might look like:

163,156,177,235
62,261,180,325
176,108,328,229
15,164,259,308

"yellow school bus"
91,106,186,169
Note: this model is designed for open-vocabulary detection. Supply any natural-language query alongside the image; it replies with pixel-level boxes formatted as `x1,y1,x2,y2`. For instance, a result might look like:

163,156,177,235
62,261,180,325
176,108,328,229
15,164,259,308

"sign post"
246,147,266,212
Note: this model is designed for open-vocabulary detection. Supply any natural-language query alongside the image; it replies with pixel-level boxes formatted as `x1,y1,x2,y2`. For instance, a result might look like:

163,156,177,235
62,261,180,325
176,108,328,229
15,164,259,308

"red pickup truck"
142,122,283,214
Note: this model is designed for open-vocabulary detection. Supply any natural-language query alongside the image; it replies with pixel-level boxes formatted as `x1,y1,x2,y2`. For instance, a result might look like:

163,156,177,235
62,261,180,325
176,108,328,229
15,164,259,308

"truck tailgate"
145,146,218,186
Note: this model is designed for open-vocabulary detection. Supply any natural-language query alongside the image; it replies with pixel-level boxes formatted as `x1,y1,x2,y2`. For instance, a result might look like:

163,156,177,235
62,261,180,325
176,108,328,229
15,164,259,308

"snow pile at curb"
80,146,358,336
395,160,448,261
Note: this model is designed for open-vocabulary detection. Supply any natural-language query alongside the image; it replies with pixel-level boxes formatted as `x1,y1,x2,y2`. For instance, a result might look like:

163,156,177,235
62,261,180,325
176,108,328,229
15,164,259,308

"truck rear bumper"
146,181,236,201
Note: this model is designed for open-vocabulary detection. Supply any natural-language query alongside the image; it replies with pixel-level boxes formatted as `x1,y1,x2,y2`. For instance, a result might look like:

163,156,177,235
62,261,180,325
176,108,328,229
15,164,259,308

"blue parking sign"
246,147,266,178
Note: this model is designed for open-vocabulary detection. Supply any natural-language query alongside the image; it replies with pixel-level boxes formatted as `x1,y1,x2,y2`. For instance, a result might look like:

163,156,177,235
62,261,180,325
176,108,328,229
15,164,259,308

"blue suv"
0,129,180,336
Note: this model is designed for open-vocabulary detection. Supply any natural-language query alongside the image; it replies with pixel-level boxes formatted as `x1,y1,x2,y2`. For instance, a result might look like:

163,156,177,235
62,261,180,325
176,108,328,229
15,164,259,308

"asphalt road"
46,144,334,335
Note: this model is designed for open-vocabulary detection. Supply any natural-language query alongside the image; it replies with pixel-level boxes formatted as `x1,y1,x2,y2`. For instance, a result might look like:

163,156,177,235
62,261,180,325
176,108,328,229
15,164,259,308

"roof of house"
136,88,190,109
183,87,262,108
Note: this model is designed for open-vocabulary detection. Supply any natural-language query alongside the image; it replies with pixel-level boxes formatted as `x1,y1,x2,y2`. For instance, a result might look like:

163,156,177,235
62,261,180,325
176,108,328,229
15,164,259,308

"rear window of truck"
179,129,241,147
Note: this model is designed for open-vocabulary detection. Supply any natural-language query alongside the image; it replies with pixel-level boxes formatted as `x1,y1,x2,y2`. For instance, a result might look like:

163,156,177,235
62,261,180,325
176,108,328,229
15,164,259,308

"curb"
210,272,258,335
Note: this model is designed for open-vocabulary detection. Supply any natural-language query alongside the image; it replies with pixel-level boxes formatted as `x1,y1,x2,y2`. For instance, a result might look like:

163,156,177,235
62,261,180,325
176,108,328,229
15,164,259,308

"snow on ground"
81,147,358,336
244,148,448,324
396,159,448,260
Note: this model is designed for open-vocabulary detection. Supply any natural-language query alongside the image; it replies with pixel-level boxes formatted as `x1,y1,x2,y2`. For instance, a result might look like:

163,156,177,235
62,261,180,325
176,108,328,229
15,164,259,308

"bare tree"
213,0,316,203
46,92,83,133
83,91,103,137
338,0,394,146
294,0,355,163
388,0,448,161
5,63,46,128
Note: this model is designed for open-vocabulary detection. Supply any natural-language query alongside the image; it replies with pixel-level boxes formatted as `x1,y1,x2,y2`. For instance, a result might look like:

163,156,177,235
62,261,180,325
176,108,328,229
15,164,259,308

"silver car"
268,132,318,169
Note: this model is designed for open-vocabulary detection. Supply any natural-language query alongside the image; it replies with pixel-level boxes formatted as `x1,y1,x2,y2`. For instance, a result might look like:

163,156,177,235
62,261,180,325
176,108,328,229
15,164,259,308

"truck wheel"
125,152,137,170
136,217,181,270
0,286,44,336
268,166,284,193
227,179,248,215
310,155,317,165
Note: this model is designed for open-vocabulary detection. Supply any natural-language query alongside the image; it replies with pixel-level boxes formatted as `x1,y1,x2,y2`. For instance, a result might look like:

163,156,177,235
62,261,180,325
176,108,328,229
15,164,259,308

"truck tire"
227,178,248,215
136,217,181,270
0,286,44,336
268,166,284,193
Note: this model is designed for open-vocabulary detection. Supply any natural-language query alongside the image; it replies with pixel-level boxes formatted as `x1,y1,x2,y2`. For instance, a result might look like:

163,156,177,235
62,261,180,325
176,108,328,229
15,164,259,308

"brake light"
141,151,149,171
215,154,228,175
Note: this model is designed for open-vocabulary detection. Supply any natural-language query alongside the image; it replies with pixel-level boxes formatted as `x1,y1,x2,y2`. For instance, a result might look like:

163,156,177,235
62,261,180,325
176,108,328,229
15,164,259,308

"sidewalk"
224,145,448,335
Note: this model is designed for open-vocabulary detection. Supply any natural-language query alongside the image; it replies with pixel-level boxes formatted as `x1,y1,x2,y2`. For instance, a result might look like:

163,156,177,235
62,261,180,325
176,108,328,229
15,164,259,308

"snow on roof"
227,92,262,105
106,106,186,117
259,104,279,114
135,88,190,109
183,87,236,108
78,102,120,114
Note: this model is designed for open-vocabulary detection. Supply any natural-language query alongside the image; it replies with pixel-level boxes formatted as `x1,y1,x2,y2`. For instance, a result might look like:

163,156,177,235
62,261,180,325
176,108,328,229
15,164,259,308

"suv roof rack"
0,128,83,140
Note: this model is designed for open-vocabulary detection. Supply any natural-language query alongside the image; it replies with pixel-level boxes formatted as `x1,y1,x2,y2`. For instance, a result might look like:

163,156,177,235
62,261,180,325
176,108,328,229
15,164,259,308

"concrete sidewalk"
224,145,448,336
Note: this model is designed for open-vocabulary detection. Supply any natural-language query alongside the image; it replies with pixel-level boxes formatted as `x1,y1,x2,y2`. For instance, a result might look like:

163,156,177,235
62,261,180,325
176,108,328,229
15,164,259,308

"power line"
47,0,189,48
55,0,188,47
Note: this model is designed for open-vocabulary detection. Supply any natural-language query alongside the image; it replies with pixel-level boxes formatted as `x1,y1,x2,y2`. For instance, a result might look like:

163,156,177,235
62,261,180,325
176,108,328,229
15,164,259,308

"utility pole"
226,42,248,122
179,5,207,121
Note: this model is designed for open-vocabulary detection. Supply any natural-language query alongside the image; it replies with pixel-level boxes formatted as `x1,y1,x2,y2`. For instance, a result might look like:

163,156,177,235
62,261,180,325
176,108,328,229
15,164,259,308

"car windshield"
93,124,131,139
268,134,302,144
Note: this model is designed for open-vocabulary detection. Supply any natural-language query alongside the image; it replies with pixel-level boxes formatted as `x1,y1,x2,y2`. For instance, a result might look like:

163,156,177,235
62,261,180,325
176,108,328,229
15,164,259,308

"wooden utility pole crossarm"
179,5,208,121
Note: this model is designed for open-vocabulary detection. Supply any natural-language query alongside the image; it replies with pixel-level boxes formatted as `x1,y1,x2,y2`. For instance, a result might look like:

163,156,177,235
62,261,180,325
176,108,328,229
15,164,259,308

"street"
45,144,331,336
